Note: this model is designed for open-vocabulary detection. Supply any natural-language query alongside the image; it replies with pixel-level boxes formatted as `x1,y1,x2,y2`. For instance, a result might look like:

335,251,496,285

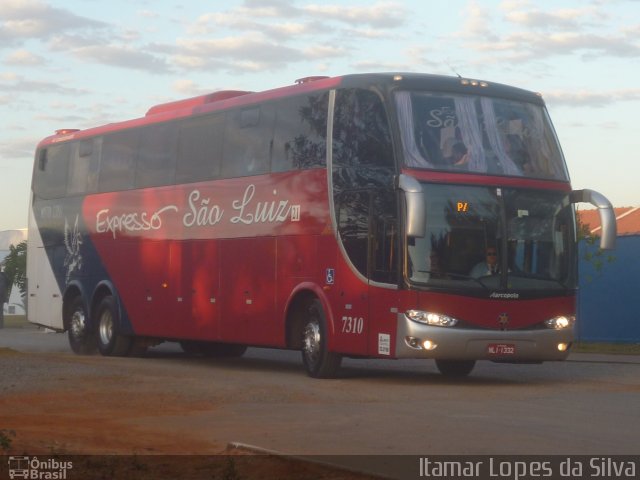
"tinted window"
337,191,369,277
370,190,398,284
33,144,69,199
177,113,224,184
99,130,139,192
136,123,178,188
337,188,398,283
222,105,275,178
67,138,101,195
333,89,394,171
272,93,328,172
332,89,395,197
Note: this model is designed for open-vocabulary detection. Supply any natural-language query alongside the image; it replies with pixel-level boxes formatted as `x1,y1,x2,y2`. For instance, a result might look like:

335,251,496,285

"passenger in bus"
470,247,499,278
449,142,470,167
504,134,533,175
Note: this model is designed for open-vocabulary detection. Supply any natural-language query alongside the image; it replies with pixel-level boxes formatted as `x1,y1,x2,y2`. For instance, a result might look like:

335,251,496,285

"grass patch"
574,342,640,355
0,347,22,356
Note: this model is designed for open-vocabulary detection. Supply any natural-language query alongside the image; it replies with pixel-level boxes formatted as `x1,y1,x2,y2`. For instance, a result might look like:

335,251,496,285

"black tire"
96,295,132,356
127,338,149,357
180,340,202,356
180,341,247,357
301,299,342,378
435,359,476,377
66,296,97,355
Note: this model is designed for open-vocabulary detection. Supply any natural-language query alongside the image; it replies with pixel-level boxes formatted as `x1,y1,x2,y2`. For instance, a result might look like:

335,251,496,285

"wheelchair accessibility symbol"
326,268,335,285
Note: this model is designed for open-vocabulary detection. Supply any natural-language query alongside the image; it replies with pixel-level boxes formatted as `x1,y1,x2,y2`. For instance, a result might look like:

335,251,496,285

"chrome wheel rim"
70,310,86,338
99,310,114,346
303,320,321,368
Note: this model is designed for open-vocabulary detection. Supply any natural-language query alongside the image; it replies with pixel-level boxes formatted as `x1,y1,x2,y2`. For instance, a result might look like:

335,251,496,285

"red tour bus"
27,73,616,377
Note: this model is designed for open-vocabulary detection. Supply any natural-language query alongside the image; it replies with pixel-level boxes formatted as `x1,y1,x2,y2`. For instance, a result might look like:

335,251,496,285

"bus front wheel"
435,359,476,377
96,295,132,356
66,296,97,355
301,299,341,378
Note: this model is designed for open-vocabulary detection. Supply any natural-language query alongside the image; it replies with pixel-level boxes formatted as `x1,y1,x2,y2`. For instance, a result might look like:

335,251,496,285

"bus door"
367,189,400,357
334,190,370,355
331,86,397,356
335,188,398,356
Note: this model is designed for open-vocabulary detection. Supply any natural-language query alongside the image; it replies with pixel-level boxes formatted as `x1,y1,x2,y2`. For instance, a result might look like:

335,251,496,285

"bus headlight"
406,310,459,327
544,315,575,330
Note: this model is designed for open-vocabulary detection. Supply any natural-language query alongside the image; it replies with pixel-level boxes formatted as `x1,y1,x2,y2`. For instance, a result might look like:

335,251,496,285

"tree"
576,212,615,281
2,240,26,300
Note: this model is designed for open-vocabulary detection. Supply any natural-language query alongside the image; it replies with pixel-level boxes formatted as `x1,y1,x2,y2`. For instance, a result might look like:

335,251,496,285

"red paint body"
30,73,585,365
81,165,573,356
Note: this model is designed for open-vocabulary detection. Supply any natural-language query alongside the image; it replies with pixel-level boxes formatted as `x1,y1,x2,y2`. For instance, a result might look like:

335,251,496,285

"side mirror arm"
571,189,617,250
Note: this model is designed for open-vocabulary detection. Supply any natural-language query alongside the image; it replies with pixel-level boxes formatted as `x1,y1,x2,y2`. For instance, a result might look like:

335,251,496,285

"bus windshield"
407,184,576,293
395,91,568,180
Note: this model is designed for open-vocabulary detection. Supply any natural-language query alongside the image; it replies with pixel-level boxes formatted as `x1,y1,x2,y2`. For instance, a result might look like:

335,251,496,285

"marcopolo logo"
489,292,520,299
7,457,73,479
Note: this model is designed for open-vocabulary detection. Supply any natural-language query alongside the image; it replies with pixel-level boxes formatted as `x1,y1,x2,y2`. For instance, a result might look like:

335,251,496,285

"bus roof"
37,72,544,149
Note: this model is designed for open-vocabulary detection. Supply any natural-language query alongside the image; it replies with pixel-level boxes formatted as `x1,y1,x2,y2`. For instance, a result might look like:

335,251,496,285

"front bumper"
395,312,573,361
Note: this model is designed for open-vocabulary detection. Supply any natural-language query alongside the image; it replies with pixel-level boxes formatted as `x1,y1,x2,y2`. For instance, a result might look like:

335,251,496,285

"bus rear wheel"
301,299,341,378
96,295,132,356
435,359,476,377
67,297,97,355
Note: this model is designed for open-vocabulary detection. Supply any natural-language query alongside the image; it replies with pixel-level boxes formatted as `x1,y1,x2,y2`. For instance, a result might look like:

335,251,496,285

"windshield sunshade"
396,91,569,180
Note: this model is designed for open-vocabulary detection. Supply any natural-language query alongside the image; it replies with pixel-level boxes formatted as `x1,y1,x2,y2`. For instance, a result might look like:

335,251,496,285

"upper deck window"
395,91,569,181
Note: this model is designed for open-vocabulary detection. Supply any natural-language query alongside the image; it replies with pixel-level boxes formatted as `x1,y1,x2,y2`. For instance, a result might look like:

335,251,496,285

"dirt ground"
0,347,379,479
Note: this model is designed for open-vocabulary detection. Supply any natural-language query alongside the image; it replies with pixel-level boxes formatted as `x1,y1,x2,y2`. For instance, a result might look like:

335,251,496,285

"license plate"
488,343,516,355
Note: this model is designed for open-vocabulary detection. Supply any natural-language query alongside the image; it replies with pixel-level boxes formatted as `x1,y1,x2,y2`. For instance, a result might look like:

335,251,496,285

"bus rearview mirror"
398,174,426,238
571,189,617,250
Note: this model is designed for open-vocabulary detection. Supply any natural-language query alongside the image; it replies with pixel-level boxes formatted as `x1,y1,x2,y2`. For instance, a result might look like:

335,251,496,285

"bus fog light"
422,339,438,351
557,342,570,352
406,310,459,327
544,315,575,330
404,337,438,351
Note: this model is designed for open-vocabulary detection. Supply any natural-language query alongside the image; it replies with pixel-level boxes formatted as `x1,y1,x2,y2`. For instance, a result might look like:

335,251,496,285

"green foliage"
2,240,26,299
0,429,16,452
576,213,615,282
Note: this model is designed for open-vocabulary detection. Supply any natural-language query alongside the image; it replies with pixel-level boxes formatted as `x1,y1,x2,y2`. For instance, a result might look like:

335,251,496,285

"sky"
1,0,639,230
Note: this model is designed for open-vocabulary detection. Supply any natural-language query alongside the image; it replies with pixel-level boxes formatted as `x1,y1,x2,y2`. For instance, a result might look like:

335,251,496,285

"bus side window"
333,88,394,192
136,122,178,188
34,144,70,199
177,113,224,184
370,190,398,284
337,191,369,277
222,105,275,178
67,138,101,195
99,130,139,192
272,92,328,172
333,89,394,169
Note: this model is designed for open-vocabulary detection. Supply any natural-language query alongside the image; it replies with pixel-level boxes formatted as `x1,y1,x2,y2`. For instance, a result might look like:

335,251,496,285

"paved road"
1,323,639,478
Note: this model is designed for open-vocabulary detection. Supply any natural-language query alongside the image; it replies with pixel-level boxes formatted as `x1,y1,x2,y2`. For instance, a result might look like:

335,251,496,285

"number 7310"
341,316,364,334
